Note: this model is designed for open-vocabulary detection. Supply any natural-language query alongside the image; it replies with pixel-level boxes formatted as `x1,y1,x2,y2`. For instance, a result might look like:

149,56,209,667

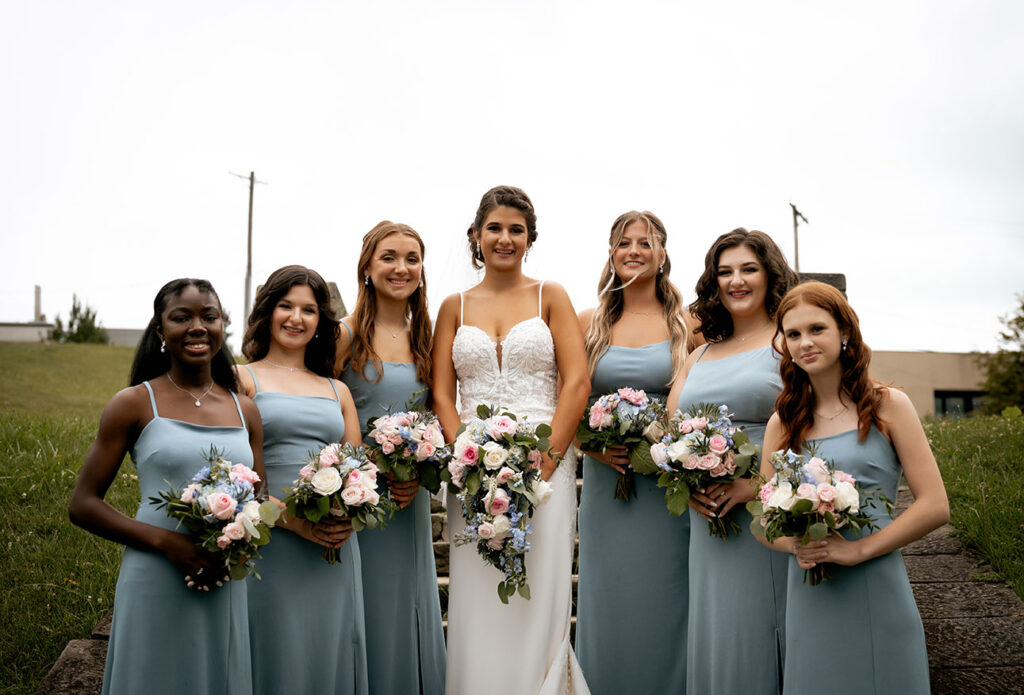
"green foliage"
1002,406,1022,419
977,293,1024,413
48,294,109,345
924,414,1024,599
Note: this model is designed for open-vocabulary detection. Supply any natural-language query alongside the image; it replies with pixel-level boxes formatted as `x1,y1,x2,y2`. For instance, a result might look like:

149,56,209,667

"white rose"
834,481,860,513
481,441,509,470
643,420,666,443
666,439,690,462
650,442,668,466
310,467,343,496
531,479,553,505
767,481,796,511
492,514,512,537
242,500,262,521
425,424,445,448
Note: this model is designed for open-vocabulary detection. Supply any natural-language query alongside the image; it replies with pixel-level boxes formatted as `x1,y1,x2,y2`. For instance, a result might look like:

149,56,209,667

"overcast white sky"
2,1,1022,353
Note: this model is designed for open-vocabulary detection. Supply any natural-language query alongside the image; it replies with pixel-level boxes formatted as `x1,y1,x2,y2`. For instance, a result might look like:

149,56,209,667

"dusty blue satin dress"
244,367,368,695
341,353,446,695
678,344,789,694
784,428,929,694
575,341,689,694
102,381,254,695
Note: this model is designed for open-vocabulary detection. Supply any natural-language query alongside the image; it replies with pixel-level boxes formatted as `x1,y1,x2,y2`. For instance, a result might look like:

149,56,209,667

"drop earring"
364,274,370,285
842,338,848,350
658,263,664,274
160,340,166,353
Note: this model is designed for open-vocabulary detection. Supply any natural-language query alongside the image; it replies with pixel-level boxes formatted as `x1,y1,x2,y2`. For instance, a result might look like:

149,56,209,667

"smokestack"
34,285,44,322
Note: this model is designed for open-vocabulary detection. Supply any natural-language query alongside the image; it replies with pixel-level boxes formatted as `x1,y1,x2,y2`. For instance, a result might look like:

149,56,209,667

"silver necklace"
815,404,848,420
166,374,215,407
376,320,408,339
733,322,772,342
264,358,308,373
627,310,660,316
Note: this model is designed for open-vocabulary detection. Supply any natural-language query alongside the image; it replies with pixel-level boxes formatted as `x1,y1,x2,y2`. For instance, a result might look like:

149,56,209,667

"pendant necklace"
166,374,215,407
377,320,408,339
265,358,308,373
815,404,848,420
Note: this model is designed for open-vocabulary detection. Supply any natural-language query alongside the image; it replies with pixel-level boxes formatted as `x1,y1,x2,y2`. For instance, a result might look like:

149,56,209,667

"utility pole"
230,171,266,320
790,202,808,272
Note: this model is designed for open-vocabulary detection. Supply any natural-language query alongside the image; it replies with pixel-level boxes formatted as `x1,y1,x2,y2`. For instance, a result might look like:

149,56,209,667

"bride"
432,185,592,695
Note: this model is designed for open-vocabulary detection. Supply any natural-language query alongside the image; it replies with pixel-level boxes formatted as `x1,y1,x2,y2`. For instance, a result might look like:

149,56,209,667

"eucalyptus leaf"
746,500,764,515
665,487,690,517
749,519,767,537
518,584,531,600
259,500,282,526
466,469,481,496
316,495,330,517
535,423,552,438
477,404,491,419
809,522,828,540
229,563,249,581
497,582,509,604
629,442,659,475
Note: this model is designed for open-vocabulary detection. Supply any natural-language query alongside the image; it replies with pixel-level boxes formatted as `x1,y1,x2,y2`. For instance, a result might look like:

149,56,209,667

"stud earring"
160,340,166,353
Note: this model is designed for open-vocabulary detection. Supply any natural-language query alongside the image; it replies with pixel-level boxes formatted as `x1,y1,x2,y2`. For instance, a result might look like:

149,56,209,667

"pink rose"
299,463,316,481
528,449,544,470
347,470,362,485
486,537,505,550
684,454,701,470
205,492,236,520
805,457,830,484
381,440,395,455
588,407,610,430
447,460,466,486
709,463,728,477
223,520,246,541
722,451,736,475
795,483,820,509
181,483,201,503
677,420,694,434
216,535,231,548
759,484,776,504
617,387,648,406
230,463,260,485
478,521,496,539
835,471,856,485
485,415,517,440
416,441,436,461
341,485,367,506
455,439,479,466
496,466,517,484
486,488,510,515
319,444,340,466
698,453,719,470
690,417,708,430
708,434,730,455
816,483,837,503
818,501,834,514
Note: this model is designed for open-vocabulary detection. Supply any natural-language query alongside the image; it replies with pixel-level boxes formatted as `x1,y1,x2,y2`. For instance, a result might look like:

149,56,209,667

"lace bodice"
452,316,558,424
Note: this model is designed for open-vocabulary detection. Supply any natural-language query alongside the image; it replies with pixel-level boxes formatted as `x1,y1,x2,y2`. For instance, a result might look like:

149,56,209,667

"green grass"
0,342,137,695
924,414,1024,598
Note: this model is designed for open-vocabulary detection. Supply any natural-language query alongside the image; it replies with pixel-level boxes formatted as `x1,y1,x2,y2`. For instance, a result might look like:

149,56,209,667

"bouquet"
282,442,396,563
444,404,554,604
652,403,759,538
150,445,281,580
747,448,891,585
365,407,450,495
576,387,668,501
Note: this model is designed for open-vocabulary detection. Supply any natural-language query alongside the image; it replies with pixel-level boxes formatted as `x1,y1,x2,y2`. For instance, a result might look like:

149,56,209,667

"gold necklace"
815,404,848,420
264,359,308,373
166,374,215,407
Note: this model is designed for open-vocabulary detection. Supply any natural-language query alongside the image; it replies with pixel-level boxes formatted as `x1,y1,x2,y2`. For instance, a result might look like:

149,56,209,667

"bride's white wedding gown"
445,287,589,695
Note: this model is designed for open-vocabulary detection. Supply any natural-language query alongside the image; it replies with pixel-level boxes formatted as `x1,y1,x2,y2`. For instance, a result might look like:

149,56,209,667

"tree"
978,293,1024,414
49,294,109,344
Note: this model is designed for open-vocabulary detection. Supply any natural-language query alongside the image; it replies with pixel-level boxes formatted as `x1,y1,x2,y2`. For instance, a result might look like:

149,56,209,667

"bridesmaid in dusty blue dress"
761,282,947,694
337,221,445,695
70,278,265,695
667,229,798,694
238,266,368,695
575,211,695,694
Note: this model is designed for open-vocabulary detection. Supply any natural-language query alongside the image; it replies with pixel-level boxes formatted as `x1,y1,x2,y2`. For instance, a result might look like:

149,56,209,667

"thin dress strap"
243,364,261,393
340,320,353,341
459,292,465,326
537,281,545,317
142,381,159,417
694,343,712,364
326,377,344,413
229,391,246,429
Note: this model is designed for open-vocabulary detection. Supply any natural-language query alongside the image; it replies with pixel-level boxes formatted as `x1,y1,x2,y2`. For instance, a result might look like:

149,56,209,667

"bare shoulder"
436,293,462,324
578,306,596,332
99,384,150,431
879,387,916,420
331,378,354,401
234,364,256,396
237,391,260,419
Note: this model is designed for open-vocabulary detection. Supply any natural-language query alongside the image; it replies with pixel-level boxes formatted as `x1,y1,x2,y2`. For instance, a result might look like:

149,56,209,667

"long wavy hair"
465,185,538,269
774,282,887,452
129,278,238,391
346,221,433,385
242,265,340,378
584,211,689,386
690,228,798,342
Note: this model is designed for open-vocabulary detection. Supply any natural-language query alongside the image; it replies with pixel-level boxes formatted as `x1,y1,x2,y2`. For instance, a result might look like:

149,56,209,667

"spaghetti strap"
326,378,343,411
142,381,159,418
694,343,712,364
340,320,353,341
459,292,465,326
537,281,545,317
229,392,246,429
243,364,261,393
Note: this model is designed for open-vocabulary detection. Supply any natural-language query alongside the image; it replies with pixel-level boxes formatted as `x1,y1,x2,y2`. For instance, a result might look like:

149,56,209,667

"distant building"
872,351,985,417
